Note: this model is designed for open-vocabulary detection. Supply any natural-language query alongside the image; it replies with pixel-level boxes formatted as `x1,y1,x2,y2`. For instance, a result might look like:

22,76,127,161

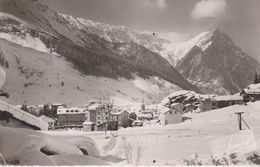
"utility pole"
235,112,250,130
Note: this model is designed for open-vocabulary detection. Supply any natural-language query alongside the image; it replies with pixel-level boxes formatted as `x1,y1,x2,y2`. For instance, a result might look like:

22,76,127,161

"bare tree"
98,95,114,135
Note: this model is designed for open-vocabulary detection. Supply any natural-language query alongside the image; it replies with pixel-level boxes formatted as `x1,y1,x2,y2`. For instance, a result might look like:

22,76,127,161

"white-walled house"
39,115,55,130
159,103,183,125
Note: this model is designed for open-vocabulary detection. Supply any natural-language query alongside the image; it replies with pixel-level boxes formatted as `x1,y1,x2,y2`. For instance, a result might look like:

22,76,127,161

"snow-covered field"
1,101,260,165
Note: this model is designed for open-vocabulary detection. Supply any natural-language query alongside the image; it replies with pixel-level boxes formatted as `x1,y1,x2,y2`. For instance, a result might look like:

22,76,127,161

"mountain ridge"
176,29,260,94
0,0,201,105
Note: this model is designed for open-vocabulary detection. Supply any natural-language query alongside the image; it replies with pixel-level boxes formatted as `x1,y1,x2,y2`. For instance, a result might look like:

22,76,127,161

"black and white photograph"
0,0,260,165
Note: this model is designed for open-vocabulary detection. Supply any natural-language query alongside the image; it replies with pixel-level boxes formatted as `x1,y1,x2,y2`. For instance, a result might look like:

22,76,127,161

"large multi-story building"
57,107,87,127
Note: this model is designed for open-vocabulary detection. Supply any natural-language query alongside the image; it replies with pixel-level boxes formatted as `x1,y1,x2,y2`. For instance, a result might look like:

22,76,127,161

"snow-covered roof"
170,103,183,107
0,100,48,130
15,105,22,108
52,103,63,106
57,107,87,115
200,94,243,101
243,83,260,94
159,106,182,114
28,105,37,108
213,94,243,101
37,104,44,108
138,113,153,118
111,110,128,115
141,109,156,114
83,121,94,125
199,94,217,100
160,90,200,107
40,115,55,123
88,103,100,110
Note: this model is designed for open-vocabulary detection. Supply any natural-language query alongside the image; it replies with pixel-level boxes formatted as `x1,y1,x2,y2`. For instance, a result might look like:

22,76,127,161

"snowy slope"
116,102,260,165
12,101,260,165
0,39,181,106
0,126,109,165
0,32,56,55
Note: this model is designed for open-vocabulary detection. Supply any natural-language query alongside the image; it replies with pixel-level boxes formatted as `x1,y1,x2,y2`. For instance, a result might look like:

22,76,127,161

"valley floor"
1,102,260,165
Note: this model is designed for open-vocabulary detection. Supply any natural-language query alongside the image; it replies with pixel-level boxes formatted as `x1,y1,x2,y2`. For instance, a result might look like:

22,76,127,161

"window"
170,111,172,114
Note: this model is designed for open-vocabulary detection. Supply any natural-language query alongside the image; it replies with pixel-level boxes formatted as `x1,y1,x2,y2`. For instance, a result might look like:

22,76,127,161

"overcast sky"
42,0,260,60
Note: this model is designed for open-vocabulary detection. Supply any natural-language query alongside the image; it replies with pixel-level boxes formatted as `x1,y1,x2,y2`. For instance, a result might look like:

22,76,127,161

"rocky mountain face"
58,12,260,95
0,0,200,105
176,30,260,94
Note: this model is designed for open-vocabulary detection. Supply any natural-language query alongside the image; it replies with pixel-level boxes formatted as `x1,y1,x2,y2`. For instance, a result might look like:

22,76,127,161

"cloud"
143,0,167,10
159,32,191,42
191,0,227,20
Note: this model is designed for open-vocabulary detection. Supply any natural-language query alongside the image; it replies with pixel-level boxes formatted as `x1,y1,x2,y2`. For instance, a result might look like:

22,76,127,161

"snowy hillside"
0,39,181,106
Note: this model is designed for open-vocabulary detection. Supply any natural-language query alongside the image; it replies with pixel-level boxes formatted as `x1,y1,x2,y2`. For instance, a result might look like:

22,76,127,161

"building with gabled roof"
240,83,260,102
39,115,55,130
199,94,244,112
0,100,48,130
159,103,183,125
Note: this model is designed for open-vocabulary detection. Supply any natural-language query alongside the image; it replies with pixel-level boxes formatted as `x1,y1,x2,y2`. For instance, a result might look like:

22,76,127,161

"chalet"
199,94,244,112
39,115,55,130
138,106,157,121
85,100,104,125
57,107,87,128
159,103,183,125
110,110,129,128
138,111,153,121
240,83,260,102
0,100,48,130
